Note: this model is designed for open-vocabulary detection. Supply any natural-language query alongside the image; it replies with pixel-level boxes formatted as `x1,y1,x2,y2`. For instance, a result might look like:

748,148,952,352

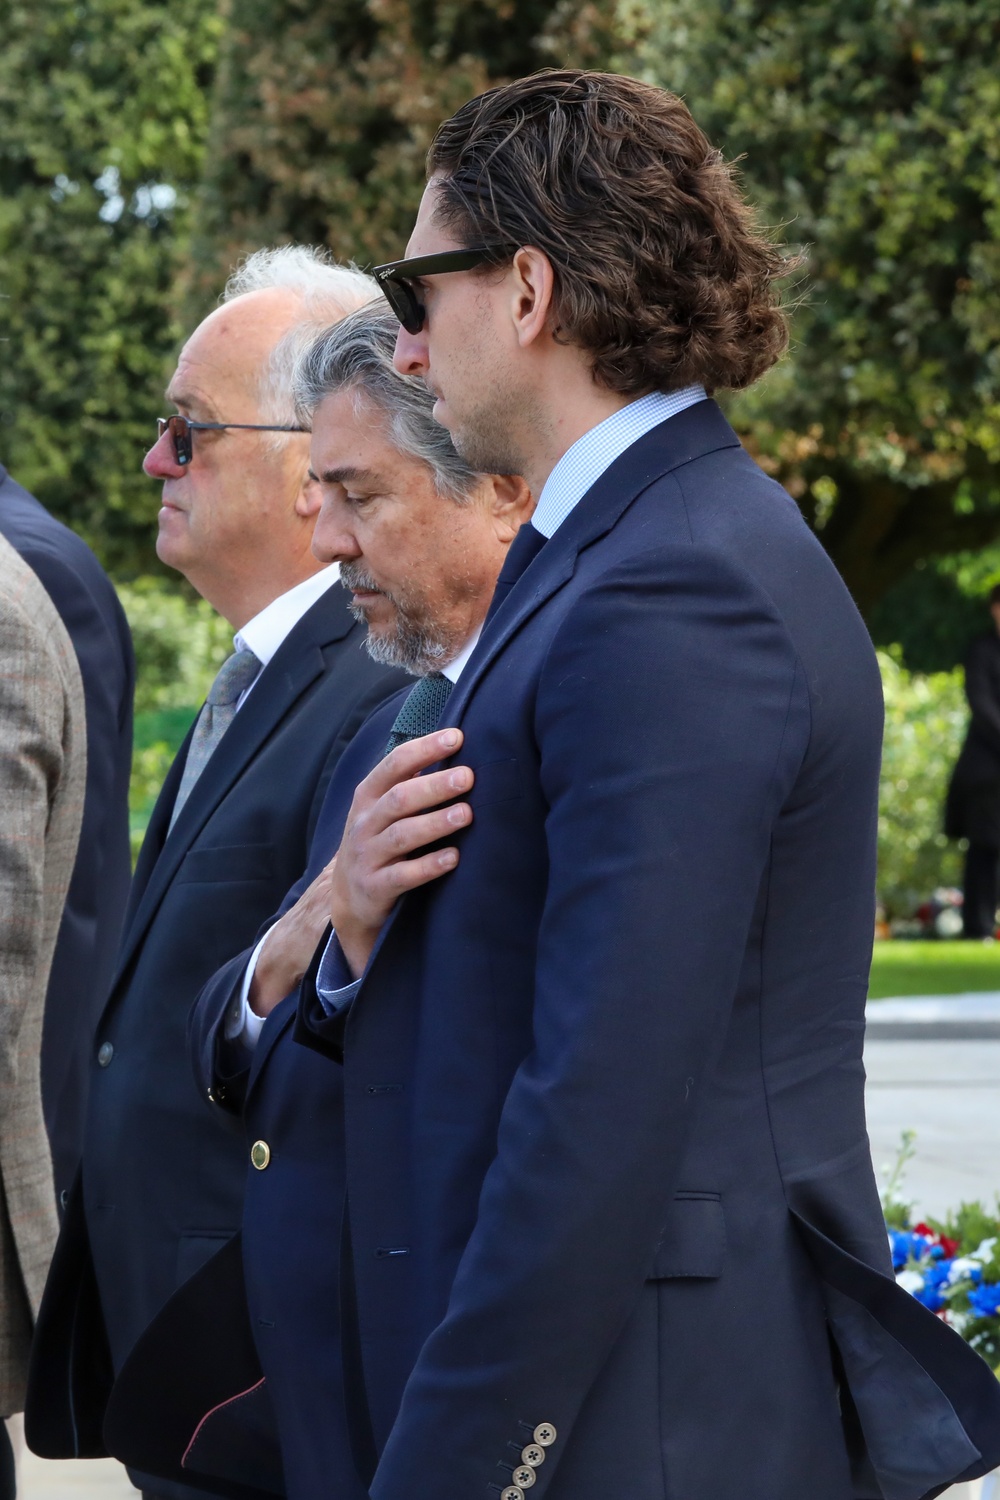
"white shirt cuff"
316,929,363,1017
223,932,272,1048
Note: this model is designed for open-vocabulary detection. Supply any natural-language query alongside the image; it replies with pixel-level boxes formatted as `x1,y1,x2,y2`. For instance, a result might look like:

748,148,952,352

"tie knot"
207,648,261,707
385,672,453,756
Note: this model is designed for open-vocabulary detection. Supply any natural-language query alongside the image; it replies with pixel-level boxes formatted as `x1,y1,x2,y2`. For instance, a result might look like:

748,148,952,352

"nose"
312,493,362,566
143,427,186,480
393,324,429,378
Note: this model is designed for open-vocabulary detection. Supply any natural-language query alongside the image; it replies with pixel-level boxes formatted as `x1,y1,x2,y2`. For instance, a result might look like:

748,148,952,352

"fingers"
362,728,464,800
379,845,460,894
374,802,472,861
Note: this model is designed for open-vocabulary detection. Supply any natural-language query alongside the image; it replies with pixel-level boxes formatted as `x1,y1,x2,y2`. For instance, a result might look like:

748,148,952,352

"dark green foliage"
635,0,1000,617
872,543,1000,671
0,0,222,576
187,0,620,312
871,563,990,673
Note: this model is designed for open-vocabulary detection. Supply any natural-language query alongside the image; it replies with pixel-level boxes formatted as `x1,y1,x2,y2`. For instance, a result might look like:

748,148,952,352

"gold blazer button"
250,1140,271,1170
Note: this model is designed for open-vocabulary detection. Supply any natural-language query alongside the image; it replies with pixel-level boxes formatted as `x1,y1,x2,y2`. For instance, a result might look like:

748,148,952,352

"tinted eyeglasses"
372,245,514,334
156,414,307,467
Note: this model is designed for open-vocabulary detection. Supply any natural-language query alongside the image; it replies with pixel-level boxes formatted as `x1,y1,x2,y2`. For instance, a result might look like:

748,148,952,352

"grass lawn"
869,940,1000,1000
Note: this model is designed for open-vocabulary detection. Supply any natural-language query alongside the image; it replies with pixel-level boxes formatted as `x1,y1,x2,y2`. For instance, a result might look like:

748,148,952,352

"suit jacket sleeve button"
501,1488,525,1500
522,1446,545,1467
533,1423,557,1446
512,1467,537,1488
250,1140,271,1169
97,1041,114,1067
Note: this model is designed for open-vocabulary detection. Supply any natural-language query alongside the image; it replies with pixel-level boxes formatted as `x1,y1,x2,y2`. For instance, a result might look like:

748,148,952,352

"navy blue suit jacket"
181,403,999,1500
0,465,135,1205
25,581,408,1500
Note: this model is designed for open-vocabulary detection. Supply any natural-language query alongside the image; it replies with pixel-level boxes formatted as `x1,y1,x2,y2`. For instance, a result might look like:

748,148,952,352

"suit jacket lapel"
445,399,740,727
345,402,741,1012
108,585,354,1000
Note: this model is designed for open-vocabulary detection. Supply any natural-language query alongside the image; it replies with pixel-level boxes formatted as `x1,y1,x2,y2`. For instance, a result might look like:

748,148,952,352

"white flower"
948,1257,982,1284
897,1269,925,1294
971,1237,997,1262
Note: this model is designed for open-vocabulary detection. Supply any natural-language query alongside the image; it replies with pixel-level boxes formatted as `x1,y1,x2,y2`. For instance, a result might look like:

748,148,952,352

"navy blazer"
25,581,408,1500
177,404,999,1500
0,465,135,1204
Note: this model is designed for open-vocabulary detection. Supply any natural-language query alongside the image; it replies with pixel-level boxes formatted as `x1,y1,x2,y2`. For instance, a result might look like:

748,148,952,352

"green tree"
0,0,222,576
187,0,619,311
633,0,1000,616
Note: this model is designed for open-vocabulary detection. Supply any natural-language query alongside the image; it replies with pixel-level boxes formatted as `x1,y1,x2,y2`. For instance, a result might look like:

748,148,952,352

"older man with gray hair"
77,300,533,1500
26,250,411,1500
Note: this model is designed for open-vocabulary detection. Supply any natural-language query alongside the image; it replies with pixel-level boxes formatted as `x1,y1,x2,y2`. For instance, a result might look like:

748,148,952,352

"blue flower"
968,1282,1000,1319
890,1231,932,1271
913,1261,952,1311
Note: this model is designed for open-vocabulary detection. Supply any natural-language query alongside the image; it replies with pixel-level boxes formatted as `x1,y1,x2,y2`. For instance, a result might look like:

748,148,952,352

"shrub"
117,577,232,856
878,648,967,919
117,576,232,714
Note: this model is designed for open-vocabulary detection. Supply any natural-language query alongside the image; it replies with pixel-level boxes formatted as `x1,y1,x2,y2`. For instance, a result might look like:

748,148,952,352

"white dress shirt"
233,564,341,705
231,387,707,1046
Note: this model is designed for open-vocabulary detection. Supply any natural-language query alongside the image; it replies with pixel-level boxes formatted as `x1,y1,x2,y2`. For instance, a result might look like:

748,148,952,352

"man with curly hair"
136,72,1000,1500
290,68,1000,1500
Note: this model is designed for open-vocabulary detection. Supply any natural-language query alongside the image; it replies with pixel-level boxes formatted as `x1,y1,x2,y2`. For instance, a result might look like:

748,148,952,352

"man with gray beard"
101,301,532,1500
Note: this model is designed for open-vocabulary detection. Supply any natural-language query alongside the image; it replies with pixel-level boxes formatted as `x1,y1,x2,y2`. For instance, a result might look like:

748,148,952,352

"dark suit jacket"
946,631,1000,845
146,404,1000,1500
0,464,135,1207
25,580,408,1500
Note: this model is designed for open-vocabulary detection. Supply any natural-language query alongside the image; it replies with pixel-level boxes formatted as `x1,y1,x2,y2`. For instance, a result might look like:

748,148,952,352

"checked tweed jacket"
0,533,85,1415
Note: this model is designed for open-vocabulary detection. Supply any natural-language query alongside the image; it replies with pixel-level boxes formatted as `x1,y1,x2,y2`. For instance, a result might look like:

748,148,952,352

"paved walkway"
7,1417,135,1496
10,994,1000,1496
865,991,1000,1218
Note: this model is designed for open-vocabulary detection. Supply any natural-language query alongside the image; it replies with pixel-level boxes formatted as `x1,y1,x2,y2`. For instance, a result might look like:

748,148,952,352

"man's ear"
295,467,323,520
509,247,556,350
488,473,536,542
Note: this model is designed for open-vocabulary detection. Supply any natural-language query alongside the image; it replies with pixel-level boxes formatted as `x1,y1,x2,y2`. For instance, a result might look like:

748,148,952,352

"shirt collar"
441,629,481,684
531,387,707,540
234,563,341,668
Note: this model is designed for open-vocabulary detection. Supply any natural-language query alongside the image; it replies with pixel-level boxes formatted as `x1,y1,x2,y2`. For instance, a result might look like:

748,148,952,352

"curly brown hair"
428,70,793,396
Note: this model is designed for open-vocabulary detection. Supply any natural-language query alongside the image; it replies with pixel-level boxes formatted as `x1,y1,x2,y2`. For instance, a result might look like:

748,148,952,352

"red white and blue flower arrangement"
883,1132,1000,1375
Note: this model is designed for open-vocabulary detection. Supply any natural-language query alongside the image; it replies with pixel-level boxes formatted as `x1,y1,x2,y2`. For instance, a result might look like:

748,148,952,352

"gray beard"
341,563,453,677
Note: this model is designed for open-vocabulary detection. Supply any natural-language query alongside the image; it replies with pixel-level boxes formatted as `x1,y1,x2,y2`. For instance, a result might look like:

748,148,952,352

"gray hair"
292,301,480,502
222,246,379,431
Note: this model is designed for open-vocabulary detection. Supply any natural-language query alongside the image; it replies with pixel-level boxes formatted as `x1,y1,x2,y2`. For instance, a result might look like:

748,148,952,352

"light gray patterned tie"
169,648,262,829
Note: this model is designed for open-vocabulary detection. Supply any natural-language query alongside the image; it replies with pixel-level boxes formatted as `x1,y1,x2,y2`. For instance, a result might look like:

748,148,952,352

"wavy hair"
428,70,793,396
293,302,479,503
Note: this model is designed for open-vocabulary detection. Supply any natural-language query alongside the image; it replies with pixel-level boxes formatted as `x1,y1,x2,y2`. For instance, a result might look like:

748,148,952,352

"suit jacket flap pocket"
176,843,275,885
467,758,522,808
648,1192,725,1280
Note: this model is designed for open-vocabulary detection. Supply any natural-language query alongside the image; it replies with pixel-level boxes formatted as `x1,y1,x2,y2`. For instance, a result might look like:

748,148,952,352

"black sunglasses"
156,414,307,466
372,245,514,334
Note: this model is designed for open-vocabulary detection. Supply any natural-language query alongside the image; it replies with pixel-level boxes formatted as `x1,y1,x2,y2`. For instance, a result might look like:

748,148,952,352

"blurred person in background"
25,249,409,1500
946,582,1000,939
0,534,85,1500
0,464,135,1214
